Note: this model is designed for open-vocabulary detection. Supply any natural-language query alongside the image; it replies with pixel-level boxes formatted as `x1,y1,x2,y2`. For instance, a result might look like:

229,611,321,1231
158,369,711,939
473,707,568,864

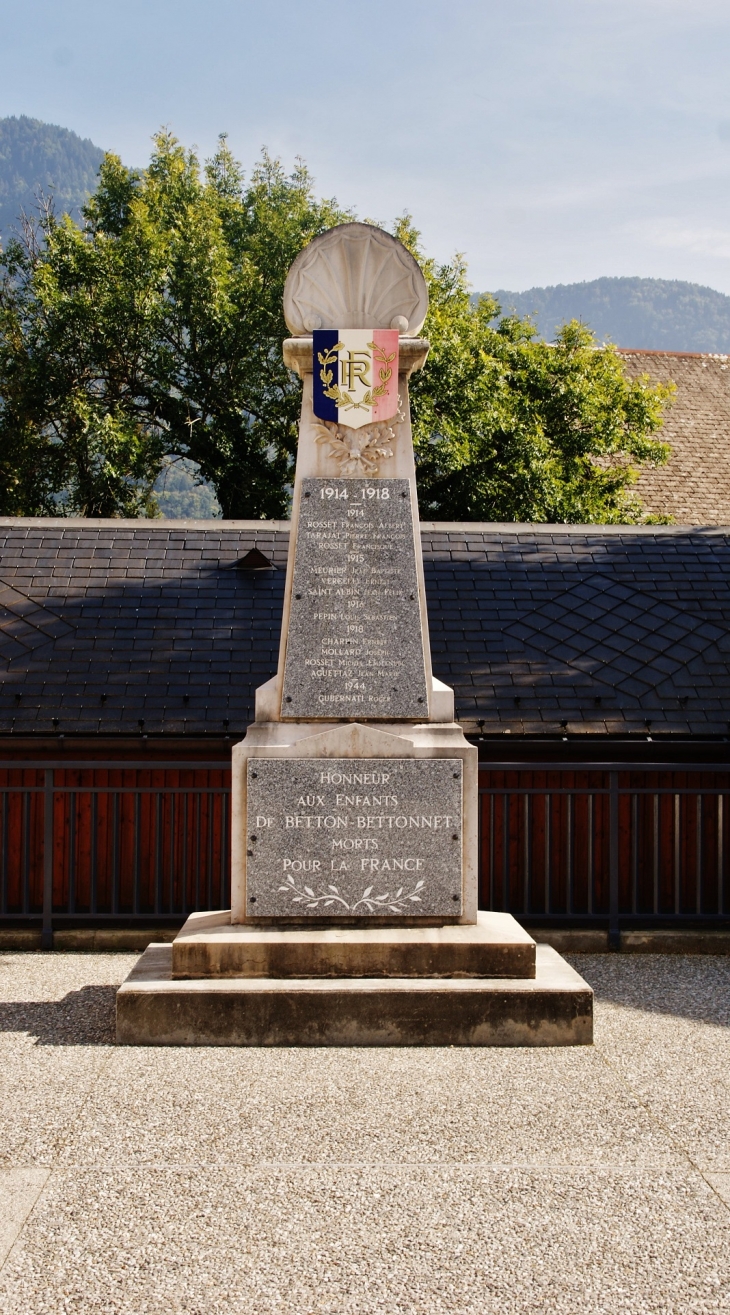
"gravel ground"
0,951,727,1314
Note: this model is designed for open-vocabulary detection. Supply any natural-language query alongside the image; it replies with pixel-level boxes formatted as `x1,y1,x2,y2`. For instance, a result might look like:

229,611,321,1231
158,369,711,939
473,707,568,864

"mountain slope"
0,115,105,240
484,277,730,353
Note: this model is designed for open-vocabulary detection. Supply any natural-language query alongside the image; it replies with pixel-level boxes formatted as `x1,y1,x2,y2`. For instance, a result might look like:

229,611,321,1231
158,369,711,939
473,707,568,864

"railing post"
608,771,620,951
41,769,54,950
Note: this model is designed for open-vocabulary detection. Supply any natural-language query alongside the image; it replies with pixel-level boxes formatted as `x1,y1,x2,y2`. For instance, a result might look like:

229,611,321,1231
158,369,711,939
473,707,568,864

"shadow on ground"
2,957,730,1046
570,953,730,1029
0,986,117,1045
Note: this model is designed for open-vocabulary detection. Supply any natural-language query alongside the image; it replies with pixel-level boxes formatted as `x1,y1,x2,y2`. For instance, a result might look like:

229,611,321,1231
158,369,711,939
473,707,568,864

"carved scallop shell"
283,222,428,337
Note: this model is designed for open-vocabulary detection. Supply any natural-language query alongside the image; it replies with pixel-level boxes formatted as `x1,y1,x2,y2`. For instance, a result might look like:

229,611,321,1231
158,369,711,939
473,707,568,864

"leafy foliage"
396,221,673,523
153,457,222,519
0,133,671,522
0,132,349,517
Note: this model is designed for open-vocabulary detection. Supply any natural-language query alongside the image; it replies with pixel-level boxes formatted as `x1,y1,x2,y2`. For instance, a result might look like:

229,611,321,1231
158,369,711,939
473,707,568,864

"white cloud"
627,221,730,262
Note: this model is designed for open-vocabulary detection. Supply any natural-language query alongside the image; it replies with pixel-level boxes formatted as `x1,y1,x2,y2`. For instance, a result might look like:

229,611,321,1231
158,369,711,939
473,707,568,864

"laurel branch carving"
279,874,426,913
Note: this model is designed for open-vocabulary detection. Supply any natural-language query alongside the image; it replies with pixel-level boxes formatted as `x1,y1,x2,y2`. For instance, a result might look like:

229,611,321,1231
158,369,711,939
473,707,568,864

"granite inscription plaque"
246,757,462,918
280,478,429,719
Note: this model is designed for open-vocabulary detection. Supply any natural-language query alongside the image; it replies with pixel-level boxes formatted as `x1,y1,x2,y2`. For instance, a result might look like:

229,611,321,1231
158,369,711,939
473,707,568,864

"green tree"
0,139,671,522
396,219,673,523
0,132,349,518
0,154,170,516
0,239,62,514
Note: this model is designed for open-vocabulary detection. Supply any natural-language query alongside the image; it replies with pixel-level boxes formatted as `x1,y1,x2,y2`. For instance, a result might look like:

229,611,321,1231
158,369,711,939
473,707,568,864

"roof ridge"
616,347,730,360
0,517,291,529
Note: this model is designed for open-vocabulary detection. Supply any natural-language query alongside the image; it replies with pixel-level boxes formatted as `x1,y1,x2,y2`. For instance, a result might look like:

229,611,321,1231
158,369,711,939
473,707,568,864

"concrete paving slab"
707,1174,730,1210
0,952,137,1006
0,1164,728,1315
0,952,135,1165
0,1045,110,1167
0,1169,49,1267
59,1043,675,1168
572,954,730,1173
0,950,728,1313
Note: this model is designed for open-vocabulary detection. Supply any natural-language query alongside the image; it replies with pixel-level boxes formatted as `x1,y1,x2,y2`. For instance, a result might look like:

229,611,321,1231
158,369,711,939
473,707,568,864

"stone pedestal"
171,909,536,978
116,223,592,1047
231,722,478,926
116,942,592,1047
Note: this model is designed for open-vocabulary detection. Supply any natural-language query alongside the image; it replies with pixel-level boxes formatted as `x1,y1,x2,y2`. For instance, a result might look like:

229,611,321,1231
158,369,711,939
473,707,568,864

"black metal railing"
479,762,730,944
0,761,231,946
3,758,729,945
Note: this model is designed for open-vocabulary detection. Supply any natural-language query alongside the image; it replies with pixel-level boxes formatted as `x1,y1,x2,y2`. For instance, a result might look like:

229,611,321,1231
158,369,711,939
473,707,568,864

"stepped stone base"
171,910,536,980
116,944,592,1047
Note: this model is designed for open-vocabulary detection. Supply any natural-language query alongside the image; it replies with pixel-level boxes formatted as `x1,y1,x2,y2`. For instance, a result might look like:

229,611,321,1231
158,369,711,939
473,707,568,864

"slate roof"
1,518,730,740
619,350,730,524
0,519,288,742
423,523,730,737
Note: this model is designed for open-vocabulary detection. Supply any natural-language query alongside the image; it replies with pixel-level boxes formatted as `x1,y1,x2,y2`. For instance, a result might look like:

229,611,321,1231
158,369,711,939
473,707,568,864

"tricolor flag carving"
313,330,399,430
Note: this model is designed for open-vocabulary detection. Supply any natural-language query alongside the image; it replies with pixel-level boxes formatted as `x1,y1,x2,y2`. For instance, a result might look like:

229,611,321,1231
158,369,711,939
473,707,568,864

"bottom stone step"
116,945,592,1047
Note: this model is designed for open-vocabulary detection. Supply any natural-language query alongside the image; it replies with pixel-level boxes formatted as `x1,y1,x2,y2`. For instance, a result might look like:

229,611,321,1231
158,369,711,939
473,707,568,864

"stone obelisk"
116,224,593,1046
230,223,478,927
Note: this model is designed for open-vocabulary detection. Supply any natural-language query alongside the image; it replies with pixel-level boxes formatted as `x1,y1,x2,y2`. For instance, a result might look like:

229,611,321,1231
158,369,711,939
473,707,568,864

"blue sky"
3,0,730,292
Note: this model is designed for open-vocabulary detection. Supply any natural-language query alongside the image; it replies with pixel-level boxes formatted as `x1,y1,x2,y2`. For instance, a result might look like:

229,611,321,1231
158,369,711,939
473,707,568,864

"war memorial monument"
116,223,592,1046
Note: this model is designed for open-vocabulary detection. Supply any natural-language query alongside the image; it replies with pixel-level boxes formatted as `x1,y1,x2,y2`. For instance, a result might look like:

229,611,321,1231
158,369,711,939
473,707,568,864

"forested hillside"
0,116,104,238
4,119,728,355
485,277,730,353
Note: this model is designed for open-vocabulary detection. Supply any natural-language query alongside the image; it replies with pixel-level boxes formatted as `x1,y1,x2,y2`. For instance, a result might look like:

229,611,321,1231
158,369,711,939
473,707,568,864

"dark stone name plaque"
246,758,462,919
280,478,428,719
